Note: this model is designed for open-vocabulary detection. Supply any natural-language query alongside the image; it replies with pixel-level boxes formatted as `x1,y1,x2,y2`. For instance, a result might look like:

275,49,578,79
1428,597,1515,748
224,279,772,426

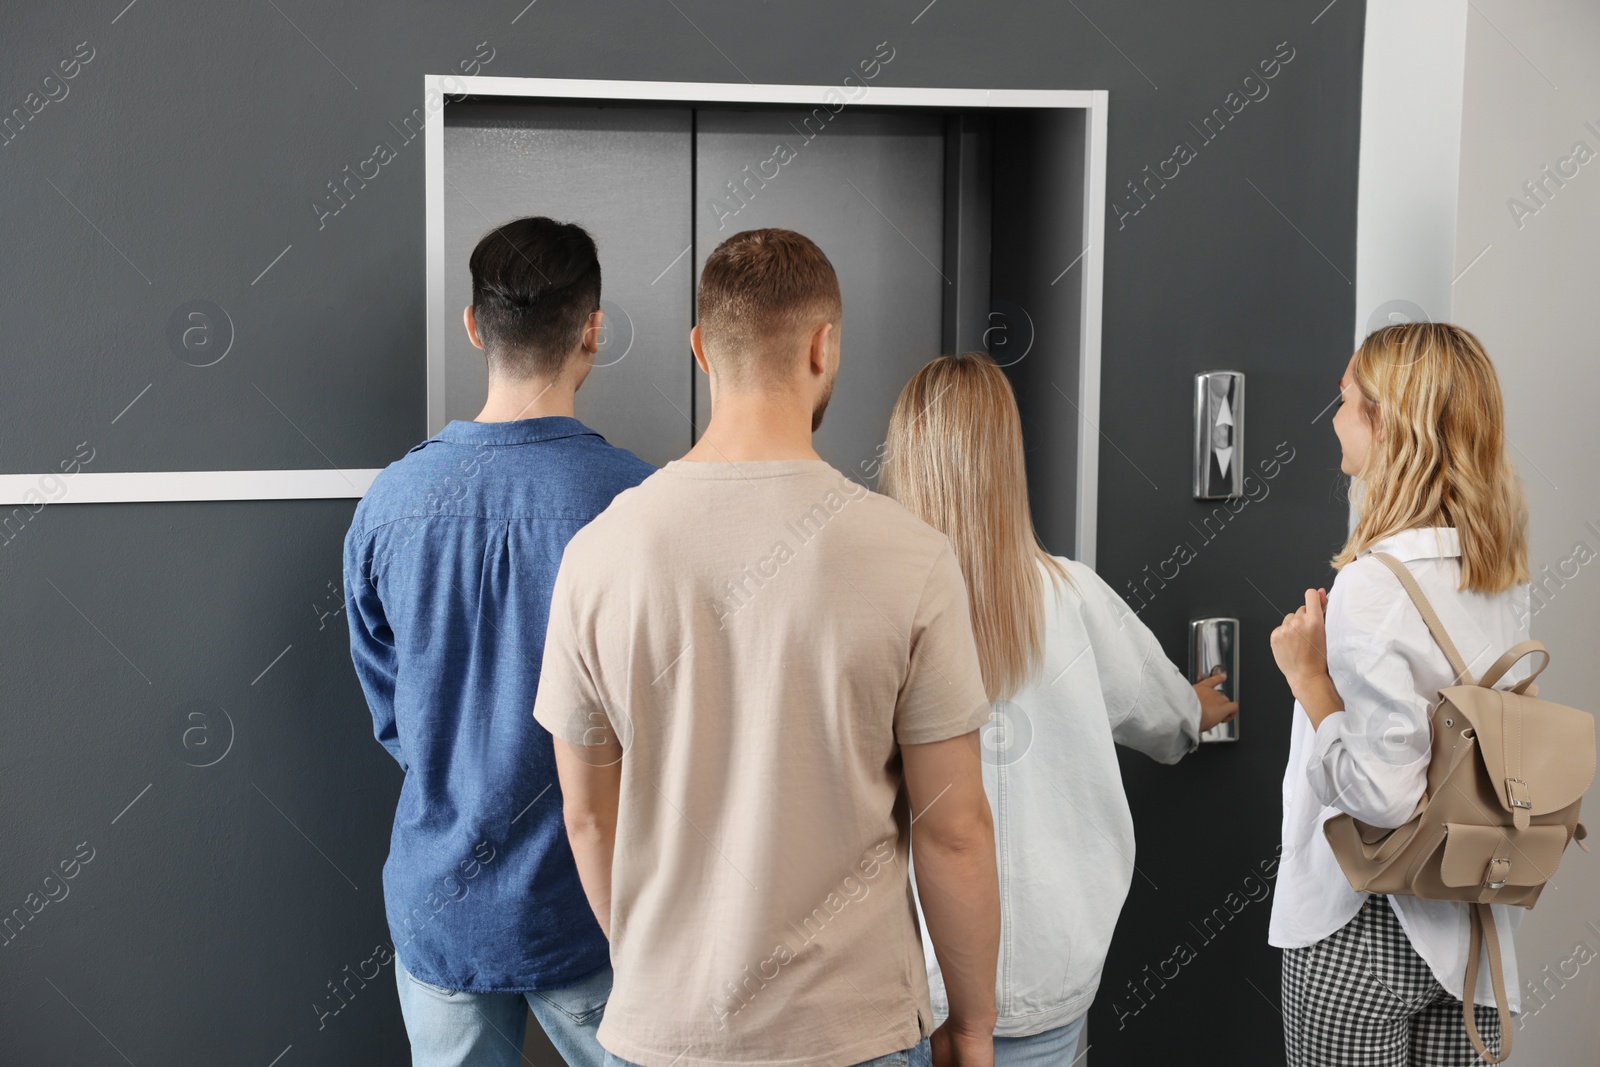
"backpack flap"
1440,685,1595,829
1440,823,1571,892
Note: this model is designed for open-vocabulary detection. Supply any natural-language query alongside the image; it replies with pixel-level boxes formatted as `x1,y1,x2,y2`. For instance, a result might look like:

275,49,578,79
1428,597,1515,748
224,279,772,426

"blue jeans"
905,1018,1085,1067
606,1038,928,1067
396,956,612,1067
993,1016,1086,1067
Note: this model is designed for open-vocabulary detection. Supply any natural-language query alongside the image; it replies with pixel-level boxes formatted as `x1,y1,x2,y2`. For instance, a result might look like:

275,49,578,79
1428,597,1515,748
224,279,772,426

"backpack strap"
1476,640,1549,830
1463,901,1513,1063
1477,639,1550,694
1370,553,1475,685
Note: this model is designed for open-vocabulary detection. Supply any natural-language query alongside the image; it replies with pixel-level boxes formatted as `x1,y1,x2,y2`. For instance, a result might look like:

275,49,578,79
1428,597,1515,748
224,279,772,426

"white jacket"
920,557,1202,1037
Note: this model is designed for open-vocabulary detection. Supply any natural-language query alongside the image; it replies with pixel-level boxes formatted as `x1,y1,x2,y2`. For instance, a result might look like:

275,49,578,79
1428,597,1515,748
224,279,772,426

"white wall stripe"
0,469,381,505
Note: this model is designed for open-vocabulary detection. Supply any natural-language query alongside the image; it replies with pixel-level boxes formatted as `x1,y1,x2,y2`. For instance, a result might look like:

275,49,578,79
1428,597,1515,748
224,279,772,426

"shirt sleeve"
894,544,993,746
532,552,615,747
1307,565,1433,828
343,525,406,771
1074,565,1202,764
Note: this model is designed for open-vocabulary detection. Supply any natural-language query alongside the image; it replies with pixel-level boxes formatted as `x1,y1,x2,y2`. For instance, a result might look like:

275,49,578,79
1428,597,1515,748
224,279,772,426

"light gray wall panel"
0,499,403,1065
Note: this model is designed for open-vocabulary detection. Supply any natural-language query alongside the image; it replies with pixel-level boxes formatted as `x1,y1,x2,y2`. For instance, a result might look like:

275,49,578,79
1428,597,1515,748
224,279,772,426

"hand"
930,1019,994,1067
1270,587,1330,692
1193,670,1239,733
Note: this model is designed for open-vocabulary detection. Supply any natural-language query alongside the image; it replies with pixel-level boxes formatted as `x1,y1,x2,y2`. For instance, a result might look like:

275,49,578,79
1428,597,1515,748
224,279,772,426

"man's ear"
579,309,605,356
463,305,485,351
808,322,835,377
689,325,711,376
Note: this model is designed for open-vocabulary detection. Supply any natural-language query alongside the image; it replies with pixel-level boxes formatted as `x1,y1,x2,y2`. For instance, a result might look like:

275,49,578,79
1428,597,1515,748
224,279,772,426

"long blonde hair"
881,353,1069,701
1333,323,1528,592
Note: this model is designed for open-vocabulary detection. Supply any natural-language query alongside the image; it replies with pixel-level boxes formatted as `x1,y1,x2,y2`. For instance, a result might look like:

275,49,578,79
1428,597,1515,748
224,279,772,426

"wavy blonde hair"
1333,323,1528,592
881,353,1069,702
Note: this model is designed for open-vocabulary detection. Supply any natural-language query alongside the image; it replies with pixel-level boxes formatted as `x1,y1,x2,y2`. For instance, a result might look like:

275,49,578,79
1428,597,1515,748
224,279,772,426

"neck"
475,373,576,423
685,388,820,462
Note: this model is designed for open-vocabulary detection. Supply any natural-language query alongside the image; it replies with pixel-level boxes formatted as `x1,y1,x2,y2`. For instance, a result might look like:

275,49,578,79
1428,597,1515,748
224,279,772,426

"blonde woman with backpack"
882,352,1238,1066
1268,323,1534,1065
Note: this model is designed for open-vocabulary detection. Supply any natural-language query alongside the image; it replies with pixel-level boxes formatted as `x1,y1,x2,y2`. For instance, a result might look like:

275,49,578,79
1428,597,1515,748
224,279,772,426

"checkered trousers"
1281,894,1502,1066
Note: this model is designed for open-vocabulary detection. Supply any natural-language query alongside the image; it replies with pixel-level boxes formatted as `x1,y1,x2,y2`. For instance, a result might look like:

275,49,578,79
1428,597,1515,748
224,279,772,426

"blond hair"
882,353,1069,702
1334,323,1528,593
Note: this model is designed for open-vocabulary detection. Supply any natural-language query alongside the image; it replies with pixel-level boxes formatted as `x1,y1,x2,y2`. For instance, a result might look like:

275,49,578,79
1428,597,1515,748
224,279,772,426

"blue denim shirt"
343,416,653,992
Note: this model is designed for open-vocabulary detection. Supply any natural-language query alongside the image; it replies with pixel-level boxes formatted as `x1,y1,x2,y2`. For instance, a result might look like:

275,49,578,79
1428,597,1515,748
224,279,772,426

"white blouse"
1267,527,1532,1011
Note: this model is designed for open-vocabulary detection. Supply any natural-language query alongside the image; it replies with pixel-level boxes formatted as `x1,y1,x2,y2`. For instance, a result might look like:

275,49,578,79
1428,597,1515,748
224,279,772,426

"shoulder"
1328,554,1412,630
1042,555,1147,637
765,466,952,559
838,479,947,544
1042,556,1110,612
1331,552,1400,592
567,433,656,489
556,468,668,560
849,489,972,590
1324,554,1435,672
347,439,445,536
1053,556,1100,592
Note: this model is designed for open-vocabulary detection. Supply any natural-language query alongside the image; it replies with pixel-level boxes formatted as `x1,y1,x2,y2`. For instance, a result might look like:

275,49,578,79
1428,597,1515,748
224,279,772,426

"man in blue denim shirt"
344,217,652,1067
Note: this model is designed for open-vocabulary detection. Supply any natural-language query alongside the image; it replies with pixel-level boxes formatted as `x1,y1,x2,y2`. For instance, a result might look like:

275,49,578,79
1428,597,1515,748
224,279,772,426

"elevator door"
693,109,947,478
443,104,695,465
444,103,947,476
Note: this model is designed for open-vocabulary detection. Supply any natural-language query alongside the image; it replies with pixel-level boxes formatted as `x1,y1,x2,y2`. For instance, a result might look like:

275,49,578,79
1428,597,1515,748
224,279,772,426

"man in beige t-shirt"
534,229,1000,1067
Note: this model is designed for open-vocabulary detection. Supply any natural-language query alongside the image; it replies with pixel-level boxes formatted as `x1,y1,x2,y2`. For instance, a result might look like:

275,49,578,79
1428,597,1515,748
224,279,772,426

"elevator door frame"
423,76,1108,566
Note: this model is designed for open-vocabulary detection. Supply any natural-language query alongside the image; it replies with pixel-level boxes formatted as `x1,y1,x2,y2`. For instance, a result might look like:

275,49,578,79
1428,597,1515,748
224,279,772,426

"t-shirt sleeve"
532,552,615,747
893,543,993,746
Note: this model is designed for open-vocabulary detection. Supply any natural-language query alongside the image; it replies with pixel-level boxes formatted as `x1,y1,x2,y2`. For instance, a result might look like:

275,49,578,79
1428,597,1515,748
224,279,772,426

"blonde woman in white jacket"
1267,323,1531,1065
882,352,1238,1065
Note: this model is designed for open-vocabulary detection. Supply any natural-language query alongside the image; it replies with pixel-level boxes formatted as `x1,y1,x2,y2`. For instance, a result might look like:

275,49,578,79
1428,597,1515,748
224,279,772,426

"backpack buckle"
1506,778,1532,810
1484,855,1512,890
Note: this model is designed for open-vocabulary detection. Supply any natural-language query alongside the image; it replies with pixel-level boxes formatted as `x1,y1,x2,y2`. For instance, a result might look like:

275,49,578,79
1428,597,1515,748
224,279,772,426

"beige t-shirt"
533,459,990,1067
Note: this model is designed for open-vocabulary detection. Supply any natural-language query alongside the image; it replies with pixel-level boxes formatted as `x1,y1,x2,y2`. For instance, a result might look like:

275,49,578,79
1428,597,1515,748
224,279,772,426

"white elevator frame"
0,78,1108,566
423,76,1109,565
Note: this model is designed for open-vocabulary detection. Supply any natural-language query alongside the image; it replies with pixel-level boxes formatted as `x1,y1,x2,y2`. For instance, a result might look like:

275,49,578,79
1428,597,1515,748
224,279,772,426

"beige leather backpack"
1323,552,1593,1064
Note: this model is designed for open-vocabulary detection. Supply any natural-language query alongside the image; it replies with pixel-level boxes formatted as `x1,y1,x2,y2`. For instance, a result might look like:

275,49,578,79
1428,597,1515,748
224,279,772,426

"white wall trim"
1075,90,1109,569
425,75,1109,566
431,75,1098,111
0,470,381,505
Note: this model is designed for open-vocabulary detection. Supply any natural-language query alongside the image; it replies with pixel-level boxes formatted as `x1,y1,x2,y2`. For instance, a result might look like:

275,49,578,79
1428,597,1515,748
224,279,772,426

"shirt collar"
430,416,599,448
1359,526,1461,563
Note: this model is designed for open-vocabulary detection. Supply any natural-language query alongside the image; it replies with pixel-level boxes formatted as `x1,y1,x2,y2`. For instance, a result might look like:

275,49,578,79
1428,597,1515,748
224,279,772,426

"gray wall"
1453,2,1600,1062
0,2,1361,1063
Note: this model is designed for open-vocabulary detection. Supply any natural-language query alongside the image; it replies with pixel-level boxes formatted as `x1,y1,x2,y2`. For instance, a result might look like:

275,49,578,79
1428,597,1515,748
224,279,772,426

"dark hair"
468,217,601,378
697,229,841,385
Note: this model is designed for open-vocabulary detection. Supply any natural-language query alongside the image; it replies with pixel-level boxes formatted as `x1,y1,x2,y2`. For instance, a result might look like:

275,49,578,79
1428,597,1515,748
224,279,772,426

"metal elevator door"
443,104,696,465
693,109,947,479
442,104,947,476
